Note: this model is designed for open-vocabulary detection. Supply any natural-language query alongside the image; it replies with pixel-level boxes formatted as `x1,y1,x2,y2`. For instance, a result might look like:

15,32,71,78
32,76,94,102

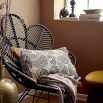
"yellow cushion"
11,46,21,57
85,70,103,85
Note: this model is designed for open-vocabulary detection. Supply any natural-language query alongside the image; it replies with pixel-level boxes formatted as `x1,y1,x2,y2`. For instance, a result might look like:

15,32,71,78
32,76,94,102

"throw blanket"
37,73,80,103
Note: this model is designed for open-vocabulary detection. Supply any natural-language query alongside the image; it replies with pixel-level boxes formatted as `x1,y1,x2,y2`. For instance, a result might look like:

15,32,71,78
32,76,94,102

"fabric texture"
37,73,78,103
18,47,77,79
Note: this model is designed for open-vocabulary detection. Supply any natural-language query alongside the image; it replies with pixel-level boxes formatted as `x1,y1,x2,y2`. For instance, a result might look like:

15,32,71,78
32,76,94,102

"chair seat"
37,83,59,93
85,70,103,85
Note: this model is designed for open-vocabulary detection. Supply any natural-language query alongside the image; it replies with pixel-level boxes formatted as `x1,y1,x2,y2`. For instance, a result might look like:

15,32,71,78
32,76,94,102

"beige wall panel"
54,0,64,19
10,0,40,26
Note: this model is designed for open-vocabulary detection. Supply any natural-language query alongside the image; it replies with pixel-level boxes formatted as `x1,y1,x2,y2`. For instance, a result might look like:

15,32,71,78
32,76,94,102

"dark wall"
40,0,103,94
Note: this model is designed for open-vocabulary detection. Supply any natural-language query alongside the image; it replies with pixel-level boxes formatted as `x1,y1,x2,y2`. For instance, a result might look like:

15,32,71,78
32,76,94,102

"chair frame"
0,13,77,103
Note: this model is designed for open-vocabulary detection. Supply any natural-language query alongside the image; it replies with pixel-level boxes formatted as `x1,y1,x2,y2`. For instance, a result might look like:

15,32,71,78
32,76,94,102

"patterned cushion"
19,47,77,79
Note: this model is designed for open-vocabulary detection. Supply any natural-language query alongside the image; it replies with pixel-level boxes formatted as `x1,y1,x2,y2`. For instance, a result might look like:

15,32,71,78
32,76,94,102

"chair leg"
31,90,51,103
35,91,43,103
48,91,50,103
32,90,37,103
18,88,31,103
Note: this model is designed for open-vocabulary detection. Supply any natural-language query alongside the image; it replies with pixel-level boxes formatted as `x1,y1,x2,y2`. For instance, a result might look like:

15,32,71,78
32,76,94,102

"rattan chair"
0,13,77,103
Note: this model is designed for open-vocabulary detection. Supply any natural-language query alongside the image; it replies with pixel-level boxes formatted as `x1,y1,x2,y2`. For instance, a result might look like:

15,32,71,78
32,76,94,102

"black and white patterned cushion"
19,47,77,79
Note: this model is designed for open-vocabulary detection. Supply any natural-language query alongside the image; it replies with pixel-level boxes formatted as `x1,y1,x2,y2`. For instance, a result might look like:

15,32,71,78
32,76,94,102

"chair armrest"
4,61,37,88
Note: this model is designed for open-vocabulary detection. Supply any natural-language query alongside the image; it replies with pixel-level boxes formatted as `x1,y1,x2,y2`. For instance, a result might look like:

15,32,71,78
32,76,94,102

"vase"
0,65,18,103
59,7,69,18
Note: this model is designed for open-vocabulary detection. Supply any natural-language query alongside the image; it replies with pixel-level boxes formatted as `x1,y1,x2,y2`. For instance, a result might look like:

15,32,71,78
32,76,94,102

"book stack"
60,17,78,21
79,14,103,21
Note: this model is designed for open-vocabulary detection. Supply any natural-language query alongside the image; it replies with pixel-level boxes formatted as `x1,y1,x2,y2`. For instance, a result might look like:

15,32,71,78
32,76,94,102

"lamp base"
69,13,76,17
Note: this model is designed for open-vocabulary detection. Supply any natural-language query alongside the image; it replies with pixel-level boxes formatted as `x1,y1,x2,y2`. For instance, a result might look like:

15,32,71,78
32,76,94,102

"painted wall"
11,0,40,26
0,0,40,26
40,0,103,94
54,0,64,19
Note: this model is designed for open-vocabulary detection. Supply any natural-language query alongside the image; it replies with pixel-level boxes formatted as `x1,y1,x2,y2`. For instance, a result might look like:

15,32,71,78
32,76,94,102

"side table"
85,70,103,103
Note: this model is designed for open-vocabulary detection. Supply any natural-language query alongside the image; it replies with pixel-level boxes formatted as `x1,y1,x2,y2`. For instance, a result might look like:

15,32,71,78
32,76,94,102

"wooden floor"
21,96,86,103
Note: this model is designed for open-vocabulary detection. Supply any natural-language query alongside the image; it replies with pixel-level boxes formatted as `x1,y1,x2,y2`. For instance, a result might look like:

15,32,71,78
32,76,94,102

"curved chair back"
1,13,28,49
27,24,53,50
